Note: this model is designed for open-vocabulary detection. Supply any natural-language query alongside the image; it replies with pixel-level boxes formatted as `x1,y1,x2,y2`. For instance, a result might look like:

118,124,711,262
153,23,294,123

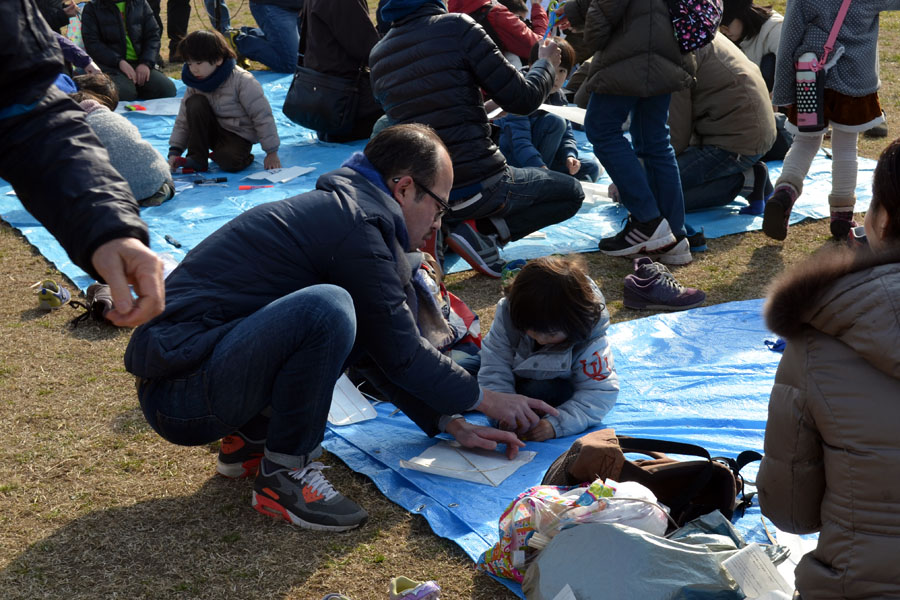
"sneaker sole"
600,232,677,257
762,201,788,241
647,249,692,265
446,234,503,278
217,456,262,479
252,491,366,532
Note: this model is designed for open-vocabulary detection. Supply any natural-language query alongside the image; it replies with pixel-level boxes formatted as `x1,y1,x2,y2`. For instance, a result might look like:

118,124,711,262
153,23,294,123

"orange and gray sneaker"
252,459,368,531
216,431,265,479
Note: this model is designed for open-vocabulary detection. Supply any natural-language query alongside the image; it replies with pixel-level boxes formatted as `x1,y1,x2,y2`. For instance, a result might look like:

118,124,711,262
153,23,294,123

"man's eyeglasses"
393,176,452,219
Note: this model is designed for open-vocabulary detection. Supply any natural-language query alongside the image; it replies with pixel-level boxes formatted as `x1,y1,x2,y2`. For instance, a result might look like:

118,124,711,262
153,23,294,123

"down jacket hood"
764,244,900,380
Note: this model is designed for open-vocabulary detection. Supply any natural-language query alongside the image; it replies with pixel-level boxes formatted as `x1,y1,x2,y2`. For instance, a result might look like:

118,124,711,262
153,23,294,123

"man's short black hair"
364,123,448,189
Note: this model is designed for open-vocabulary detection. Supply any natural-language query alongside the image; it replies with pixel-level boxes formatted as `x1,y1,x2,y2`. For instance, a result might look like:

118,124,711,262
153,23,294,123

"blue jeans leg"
531,113,568,166
235,3,300,73
585,93,659,223
478,165,584,242
139,285,356,463
630,94,686,237
205,0,231,32
678,146,760,212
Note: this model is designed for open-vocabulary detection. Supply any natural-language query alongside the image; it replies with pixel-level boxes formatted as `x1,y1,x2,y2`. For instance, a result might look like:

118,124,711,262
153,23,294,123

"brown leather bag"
541,428,760,528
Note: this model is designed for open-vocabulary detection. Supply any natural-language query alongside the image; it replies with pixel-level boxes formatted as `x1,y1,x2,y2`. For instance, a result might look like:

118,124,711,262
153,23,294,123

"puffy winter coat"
668,35,775,158
170,66,280,155
759,245,900,599
479,288,618,438
369,3,555,189
125,165,480,435
564,0,695,99
82,0,160,69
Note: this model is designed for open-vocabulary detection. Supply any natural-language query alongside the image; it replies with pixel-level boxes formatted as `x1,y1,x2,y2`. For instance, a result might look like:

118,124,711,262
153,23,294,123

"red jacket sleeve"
488,3,543,58
530,2,549,38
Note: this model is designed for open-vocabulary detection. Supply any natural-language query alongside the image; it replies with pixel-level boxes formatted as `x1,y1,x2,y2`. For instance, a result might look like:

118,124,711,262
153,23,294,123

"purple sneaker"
389,576,441,600
624,267,706,311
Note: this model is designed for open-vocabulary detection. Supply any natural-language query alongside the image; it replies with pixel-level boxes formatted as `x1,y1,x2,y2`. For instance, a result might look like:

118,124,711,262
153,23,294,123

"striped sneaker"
598,216,676,257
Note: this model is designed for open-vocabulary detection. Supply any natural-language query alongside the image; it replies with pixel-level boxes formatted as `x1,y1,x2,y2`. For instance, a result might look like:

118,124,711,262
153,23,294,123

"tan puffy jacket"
668,35,775,158
565,0,695,101
759,245,900,599
170,67,280,155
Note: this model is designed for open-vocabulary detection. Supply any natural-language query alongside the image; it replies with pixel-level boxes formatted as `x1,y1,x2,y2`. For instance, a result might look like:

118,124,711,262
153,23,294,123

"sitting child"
496,37,601,182
168,30,281,173
478,255,618,441
71,73,174,206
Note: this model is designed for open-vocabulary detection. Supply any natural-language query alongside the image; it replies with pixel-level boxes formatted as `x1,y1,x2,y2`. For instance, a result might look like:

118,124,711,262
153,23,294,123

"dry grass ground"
0,2,897,598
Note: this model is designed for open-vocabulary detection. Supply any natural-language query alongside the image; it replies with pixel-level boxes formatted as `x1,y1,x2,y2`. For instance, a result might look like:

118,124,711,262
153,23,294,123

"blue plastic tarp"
323,299,792,598
0,72,875,290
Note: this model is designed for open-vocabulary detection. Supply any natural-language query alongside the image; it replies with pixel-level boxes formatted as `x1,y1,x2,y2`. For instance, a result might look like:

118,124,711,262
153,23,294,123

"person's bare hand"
119,60,136,83
85,61,102,75
167,155,183,171
537,38,561,69
566,156,581,175
446,418,526,460
521,418,556,442
264,151,281,170
63,0,78,18
478,388,559,435
91,237,165,327
554,5,571,30
135,63,151,86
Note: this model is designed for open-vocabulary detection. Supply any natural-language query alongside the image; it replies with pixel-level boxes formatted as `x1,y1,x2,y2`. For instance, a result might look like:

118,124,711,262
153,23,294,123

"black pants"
185,95,254,172
147,0,190,58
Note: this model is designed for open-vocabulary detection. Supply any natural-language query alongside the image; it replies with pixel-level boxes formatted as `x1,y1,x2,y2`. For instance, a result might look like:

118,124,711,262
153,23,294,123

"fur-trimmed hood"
764,244,900,379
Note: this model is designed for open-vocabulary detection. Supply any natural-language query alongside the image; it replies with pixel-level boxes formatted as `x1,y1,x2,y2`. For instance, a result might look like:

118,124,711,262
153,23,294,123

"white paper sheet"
722,543,794,598
327,374,377,426
539,103,587,125
399,439,536,486
551,584,577,600
243,166,315,184
579,181,613,206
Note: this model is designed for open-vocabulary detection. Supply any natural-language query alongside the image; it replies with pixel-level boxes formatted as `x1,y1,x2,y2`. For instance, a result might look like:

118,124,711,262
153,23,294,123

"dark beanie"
380,0,445,23
721,0,752,25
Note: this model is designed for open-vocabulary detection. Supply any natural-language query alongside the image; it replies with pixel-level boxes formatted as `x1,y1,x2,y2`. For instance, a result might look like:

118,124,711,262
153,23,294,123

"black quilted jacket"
369,3,555,189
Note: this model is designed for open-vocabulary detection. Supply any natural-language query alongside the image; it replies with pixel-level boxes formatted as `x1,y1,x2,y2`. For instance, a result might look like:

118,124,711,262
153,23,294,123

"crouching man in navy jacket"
125,124,557,532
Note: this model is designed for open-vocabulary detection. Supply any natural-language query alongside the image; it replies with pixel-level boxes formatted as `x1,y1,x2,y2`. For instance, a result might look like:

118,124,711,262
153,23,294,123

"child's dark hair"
504,255,604,344
870,137,900,241
529,36,576,74
177,29,236,63
721,0,774,43
497,0,528,15
71,73,119,110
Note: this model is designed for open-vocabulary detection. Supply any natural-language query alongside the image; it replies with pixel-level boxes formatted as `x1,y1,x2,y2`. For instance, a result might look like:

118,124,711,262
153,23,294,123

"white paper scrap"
539,103,587,125
722,543,794,598
579,181,612,205
327,374,377,426
244,166,315,184
551,584,577,600
774,530,818,591
399,439,536,486
523,231,548,240
115,97,183,115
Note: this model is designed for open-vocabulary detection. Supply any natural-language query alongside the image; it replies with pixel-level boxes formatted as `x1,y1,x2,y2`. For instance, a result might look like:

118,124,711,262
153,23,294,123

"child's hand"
521,418,556,442
119,60,136,82
566,156,581,175
63,0,78,18
85,61,102,75
608,183,620,202
167,155,182,172
135,63,151,86
264,152,281,170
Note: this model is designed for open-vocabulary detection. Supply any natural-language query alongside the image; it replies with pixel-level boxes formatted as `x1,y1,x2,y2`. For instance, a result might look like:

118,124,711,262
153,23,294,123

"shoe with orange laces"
252,459,368,531
216,431,265,478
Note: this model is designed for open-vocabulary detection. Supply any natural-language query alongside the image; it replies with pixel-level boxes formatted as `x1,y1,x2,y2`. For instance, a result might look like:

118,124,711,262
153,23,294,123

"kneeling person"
125,124,557,531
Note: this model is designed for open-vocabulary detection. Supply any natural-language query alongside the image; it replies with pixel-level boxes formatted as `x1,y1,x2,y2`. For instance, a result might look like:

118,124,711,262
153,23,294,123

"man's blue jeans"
138,285,356,467
531,113,602,182
234,3,301,73
678,145,761,212
205,0,231,32
584,92,686,236
452,165,584,242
